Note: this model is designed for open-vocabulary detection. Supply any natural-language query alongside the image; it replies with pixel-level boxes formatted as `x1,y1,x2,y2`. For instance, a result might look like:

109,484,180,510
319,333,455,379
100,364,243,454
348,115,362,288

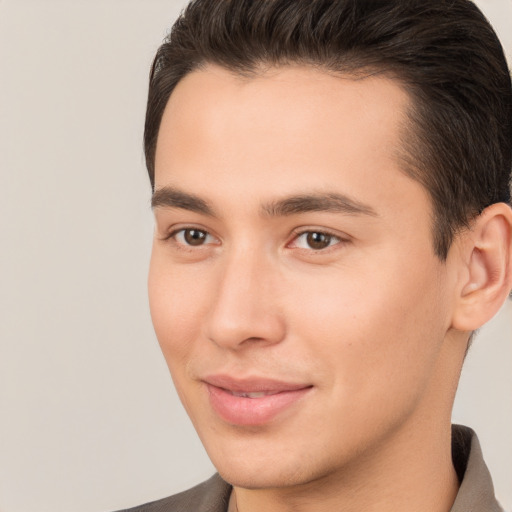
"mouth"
228,390,281,398
203,375,313,426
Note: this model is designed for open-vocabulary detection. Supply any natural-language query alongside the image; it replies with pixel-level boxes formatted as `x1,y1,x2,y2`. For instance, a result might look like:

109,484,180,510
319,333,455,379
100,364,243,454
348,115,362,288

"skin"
148,65,510,512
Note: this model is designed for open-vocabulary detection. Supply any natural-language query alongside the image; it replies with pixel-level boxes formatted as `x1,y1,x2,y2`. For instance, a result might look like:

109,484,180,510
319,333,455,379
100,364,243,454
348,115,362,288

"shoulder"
114,473,232,512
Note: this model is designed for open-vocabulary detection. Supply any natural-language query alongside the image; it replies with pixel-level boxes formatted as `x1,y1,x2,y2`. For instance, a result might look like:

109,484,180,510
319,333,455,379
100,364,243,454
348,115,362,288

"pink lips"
204,375,312,426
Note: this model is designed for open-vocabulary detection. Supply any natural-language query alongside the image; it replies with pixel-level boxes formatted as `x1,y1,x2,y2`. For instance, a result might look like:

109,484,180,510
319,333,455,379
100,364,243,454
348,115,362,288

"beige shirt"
118,425,504,512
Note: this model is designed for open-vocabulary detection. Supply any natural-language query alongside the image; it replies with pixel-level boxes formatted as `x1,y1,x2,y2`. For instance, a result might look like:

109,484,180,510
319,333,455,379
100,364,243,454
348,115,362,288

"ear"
451,203,512,332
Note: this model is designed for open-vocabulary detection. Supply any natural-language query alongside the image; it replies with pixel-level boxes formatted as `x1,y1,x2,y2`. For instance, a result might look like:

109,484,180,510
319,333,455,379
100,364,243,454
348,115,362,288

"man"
120,1,512,511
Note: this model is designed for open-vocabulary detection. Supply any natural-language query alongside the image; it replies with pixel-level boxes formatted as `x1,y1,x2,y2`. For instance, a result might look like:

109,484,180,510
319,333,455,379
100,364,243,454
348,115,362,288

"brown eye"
306,232,333,250
290,230,343,252
183,229,208,246
168,227,219,251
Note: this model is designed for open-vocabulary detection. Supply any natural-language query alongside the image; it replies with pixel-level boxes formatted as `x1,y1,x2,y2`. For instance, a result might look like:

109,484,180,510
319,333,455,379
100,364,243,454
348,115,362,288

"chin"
206,444,331,490
217,465,310,490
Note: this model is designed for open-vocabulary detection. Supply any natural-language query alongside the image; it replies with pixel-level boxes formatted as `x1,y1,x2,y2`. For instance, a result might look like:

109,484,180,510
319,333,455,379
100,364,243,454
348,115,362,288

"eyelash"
289,230,343,251
163,227,346,252
163,227,218,249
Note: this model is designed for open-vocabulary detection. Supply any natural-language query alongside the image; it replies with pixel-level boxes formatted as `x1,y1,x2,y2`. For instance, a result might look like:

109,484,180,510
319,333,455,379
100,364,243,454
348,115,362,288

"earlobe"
451,203,512,332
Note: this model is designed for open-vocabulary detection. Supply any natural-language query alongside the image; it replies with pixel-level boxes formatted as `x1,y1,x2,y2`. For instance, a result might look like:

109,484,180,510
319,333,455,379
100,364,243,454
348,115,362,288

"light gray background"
0,1,510,511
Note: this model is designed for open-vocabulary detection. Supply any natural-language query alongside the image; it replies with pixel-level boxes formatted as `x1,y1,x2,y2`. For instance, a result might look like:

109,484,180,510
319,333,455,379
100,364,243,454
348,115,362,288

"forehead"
154,64,424,217
156,65,410,166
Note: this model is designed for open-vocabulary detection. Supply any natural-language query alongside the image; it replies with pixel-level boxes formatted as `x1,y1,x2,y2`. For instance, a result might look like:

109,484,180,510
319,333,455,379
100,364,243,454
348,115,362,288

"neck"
229,421,459,512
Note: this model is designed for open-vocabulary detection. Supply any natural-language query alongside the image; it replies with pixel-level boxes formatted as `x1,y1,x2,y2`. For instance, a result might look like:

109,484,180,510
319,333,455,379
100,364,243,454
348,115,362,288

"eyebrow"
151,186,378,218
151,186,215,216
262,193,378,217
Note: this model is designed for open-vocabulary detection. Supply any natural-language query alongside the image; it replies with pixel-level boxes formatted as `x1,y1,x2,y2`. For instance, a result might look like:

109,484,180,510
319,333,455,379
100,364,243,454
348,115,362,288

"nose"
205,249,286,350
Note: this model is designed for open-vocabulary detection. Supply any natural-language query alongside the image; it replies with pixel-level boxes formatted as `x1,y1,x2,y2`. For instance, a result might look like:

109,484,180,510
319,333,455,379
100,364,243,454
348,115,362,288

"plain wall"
0,1,510,511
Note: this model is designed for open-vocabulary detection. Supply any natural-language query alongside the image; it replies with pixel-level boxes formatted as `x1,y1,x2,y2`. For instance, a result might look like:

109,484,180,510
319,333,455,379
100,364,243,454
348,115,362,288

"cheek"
282,264,448,450
286,254,448,397
148,251,210,366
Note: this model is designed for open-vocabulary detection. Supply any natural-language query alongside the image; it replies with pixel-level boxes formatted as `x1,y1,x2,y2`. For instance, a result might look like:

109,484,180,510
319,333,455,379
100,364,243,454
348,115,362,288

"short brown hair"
144,0,512,259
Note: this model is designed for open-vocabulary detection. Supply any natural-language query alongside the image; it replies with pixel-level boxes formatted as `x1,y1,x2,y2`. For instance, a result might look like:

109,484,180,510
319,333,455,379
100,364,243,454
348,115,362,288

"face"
149,65,458,490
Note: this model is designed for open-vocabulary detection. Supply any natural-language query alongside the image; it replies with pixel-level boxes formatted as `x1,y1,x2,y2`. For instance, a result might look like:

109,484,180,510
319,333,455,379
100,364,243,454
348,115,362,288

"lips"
203,375,312,426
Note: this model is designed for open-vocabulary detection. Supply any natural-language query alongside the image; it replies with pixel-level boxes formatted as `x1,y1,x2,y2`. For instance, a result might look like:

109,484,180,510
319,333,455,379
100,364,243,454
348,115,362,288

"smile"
203,375,313,426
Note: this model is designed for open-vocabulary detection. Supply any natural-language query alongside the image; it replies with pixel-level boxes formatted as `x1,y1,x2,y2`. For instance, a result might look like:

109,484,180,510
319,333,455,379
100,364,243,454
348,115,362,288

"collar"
450,424,503,512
